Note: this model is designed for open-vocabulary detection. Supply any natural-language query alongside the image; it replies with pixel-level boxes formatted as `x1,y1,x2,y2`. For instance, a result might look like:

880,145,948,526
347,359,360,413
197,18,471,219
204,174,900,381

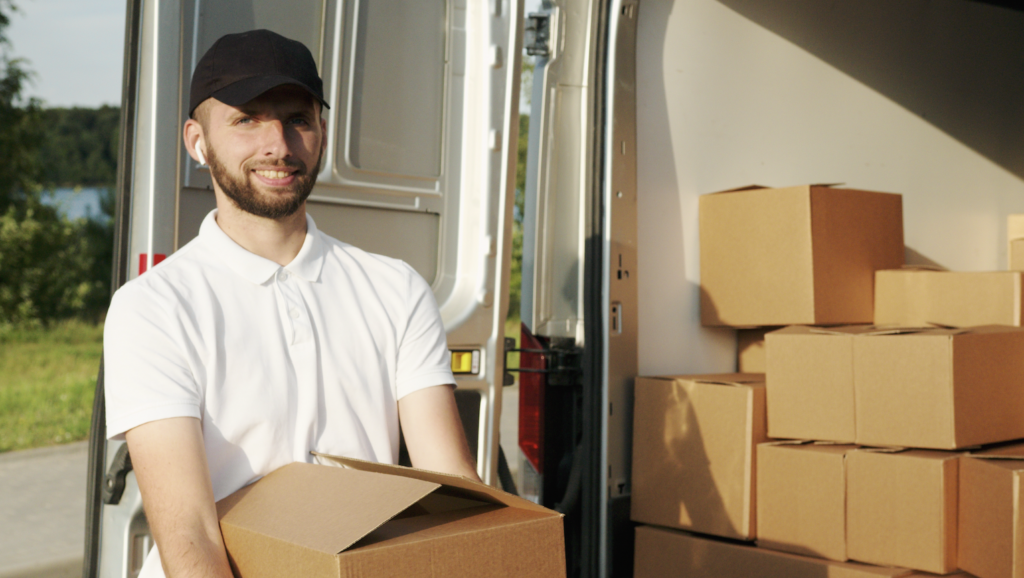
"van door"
84,1,524,577
519,1,637,576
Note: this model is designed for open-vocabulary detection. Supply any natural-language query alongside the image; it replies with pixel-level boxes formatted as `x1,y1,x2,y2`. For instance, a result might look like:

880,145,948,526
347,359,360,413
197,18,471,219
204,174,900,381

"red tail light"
518,322,547,474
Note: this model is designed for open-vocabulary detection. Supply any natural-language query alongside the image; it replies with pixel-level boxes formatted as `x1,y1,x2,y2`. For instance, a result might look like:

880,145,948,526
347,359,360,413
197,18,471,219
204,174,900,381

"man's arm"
125,417,234,578
398,385,482,482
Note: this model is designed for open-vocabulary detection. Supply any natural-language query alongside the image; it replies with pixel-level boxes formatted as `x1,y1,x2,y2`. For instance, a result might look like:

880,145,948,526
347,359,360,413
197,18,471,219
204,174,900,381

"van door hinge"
504,336,582,387
525,13,552,57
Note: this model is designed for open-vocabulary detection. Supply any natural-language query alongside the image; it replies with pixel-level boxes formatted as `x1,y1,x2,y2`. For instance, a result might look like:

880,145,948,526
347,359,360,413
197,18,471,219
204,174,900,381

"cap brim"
210,75,330,111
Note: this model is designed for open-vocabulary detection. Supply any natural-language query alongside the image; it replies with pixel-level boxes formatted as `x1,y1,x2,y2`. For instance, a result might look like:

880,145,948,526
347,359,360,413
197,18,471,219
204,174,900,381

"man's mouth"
253,169,296,179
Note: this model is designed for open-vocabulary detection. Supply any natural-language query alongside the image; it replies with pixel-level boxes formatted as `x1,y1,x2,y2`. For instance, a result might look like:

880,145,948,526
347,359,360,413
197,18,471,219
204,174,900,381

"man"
103,29,479,578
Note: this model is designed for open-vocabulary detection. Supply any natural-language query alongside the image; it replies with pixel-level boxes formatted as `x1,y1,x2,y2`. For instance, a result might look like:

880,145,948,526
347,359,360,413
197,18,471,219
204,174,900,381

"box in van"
957,442,1024,578
874,268,1024,327
699,184,904,328
756,441,858,562
846,448,959,574
631,374,767,541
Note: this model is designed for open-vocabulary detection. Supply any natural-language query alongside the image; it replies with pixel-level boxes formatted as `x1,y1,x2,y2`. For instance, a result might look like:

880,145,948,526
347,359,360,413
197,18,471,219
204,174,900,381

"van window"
345,0,447,178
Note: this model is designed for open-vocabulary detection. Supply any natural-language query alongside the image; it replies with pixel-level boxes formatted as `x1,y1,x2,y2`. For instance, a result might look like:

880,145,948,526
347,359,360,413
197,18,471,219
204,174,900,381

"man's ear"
183,119,207,165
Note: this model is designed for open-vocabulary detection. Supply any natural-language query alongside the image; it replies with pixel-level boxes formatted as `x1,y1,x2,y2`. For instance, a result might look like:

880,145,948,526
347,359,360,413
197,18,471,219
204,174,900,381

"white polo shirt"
104,210,455,503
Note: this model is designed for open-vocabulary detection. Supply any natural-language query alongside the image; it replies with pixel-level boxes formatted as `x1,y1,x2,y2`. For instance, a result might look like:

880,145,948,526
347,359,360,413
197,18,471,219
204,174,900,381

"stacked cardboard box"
634,185,1024,578
1008,214,1024,270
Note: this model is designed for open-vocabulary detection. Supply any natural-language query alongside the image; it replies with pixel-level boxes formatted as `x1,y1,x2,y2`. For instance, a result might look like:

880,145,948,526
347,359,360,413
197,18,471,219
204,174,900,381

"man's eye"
288,117,310,126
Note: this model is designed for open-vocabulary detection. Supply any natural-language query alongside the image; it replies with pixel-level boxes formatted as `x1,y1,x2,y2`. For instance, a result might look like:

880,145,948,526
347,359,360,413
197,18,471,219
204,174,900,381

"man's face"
198,86,325,219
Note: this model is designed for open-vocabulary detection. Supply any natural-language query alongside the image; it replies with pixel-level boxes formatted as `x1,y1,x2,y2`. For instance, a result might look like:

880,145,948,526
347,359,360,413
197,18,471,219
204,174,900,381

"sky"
6,0,544,109
6,0,126,108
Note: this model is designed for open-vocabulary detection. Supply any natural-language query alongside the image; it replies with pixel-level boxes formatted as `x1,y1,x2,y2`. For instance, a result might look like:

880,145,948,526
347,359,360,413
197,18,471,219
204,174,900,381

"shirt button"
278,271,290,282
289,308,300,319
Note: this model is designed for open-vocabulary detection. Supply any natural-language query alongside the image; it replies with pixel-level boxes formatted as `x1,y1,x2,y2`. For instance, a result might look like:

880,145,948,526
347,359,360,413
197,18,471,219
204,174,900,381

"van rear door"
84,2,524,577
519,1,638,576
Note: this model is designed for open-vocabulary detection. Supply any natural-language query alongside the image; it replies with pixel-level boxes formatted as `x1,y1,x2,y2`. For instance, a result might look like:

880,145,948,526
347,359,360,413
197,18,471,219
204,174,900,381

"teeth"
255,170,291,179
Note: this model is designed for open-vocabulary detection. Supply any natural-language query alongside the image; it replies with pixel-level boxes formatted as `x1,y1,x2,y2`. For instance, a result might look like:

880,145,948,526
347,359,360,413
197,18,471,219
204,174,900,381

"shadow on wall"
716,0,1024,181
633,379,734,539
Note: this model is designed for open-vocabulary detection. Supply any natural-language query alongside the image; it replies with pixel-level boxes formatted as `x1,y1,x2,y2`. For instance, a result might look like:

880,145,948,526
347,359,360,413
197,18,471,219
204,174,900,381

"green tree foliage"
0,1,116,327
0,0,42,214
508,114,528,321
38,106,120,187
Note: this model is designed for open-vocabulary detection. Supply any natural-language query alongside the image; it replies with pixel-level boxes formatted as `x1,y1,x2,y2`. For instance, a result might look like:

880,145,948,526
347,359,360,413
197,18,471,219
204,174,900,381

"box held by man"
215,457,565,578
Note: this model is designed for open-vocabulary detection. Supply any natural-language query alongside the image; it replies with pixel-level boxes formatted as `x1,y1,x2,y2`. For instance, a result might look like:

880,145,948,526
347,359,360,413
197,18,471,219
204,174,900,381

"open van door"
84,1,524,576
519,1,637,576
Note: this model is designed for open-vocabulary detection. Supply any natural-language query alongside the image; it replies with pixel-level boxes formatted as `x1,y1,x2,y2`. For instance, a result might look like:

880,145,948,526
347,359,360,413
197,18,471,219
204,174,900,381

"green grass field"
0,316,514,454
0,321,102,453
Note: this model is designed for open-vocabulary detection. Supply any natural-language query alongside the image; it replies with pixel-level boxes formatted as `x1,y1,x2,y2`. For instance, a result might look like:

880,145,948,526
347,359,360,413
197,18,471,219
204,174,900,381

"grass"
0,320,103,453
0,316,513,453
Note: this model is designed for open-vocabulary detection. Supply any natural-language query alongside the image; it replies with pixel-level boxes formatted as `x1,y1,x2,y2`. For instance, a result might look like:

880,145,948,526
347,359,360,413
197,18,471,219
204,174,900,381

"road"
0,442,87,578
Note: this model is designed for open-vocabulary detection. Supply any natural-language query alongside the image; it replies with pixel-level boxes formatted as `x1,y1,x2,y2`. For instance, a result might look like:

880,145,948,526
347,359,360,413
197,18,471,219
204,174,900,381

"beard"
206,145,322,219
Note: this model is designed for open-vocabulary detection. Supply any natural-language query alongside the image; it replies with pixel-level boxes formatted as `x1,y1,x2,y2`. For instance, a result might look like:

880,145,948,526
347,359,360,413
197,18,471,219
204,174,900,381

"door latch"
525,13,552,57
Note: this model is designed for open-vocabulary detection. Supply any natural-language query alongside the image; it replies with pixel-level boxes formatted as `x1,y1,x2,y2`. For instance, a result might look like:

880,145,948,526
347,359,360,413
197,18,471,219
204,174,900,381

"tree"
0,1,114,326
0,0,43,213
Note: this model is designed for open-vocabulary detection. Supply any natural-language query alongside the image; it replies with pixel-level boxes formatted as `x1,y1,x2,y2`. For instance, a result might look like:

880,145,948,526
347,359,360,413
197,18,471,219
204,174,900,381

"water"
39,187,109,221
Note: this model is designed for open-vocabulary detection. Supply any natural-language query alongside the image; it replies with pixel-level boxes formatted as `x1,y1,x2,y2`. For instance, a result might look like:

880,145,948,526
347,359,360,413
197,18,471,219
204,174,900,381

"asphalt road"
0,442,87,578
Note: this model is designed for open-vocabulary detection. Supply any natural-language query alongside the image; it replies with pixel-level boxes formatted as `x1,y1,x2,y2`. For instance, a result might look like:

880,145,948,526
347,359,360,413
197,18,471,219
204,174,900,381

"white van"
84,1,1024,577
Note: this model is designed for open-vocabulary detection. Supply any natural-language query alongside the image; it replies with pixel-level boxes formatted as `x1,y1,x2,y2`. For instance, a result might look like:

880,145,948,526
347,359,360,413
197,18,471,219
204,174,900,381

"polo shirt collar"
199,210,325,285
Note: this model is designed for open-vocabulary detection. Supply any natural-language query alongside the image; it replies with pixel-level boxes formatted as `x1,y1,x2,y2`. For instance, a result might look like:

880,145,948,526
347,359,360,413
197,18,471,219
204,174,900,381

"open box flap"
312,452,558,516
216,462,440,555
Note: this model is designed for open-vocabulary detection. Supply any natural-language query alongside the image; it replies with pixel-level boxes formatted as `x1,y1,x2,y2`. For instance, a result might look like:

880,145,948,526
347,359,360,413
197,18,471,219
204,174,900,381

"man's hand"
398,385,482,482
125,417,234,578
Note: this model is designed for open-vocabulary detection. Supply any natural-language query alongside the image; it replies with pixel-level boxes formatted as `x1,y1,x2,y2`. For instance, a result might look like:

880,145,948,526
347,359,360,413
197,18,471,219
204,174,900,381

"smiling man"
102,30,479,578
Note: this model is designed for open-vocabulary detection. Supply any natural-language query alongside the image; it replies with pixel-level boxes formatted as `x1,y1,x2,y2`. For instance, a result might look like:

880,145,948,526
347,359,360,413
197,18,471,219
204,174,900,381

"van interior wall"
634,0,1024,376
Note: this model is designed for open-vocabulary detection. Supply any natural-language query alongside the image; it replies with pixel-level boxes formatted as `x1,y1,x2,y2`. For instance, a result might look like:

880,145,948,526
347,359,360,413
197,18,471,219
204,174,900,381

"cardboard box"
737,327,775,373
846,448,959,574
631,374,768,540
764,325,881,443
756,441,857,561
958,442,1024,578
853,325,1024,449
1008,215,1024,270
215,456,565,578
1010,239,1024,271
699,184,904,327
874,269,1024,327
634,525,967,578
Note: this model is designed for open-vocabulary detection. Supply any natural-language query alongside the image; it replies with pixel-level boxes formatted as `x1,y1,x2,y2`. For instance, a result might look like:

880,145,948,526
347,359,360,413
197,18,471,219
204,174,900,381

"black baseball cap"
189,29,329,117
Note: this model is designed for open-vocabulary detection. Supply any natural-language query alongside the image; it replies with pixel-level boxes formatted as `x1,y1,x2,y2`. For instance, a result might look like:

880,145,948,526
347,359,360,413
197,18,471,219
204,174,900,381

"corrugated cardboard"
216,457,565,578
764,325,881,442
737,327,775,373
958,442,1024,578
846,448,959,574
1010,239,1024,271
874,269,1024,327
634,525,968,578
699,184,904,327
1008,215,1024,270
631,374,768,540
756,441,857,561
853,325,1024,449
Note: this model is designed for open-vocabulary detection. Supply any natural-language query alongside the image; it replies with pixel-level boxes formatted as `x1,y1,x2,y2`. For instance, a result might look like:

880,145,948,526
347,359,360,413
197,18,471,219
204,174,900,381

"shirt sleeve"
394,263,456,399
103,283,202,440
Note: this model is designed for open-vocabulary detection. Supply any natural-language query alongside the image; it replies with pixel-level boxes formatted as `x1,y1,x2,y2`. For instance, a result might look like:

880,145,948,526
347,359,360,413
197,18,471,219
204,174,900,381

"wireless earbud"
196,141,207,166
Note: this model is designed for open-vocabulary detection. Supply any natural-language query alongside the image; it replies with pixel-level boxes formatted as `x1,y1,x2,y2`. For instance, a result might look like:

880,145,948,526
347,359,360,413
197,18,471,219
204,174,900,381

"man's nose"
258,120,291,158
